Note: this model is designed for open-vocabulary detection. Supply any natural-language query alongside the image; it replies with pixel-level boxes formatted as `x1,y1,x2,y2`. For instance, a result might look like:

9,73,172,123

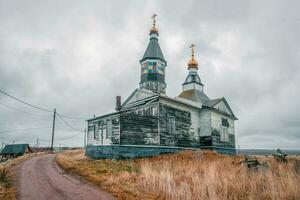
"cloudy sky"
0,0,299,149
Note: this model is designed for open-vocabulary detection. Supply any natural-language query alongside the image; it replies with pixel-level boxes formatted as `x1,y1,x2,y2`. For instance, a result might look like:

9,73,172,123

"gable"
212,99,237,119
122,89,156,106
214,101,230,114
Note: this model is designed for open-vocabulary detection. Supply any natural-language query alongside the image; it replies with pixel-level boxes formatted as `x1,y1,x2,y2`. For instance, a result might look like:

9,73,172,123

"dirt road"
14,154,116,200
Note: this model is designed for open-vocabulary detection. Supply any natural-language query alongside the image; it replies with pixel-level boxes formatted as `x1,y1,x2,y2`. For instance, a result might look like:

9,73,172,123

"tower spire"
181,43,203,92
190,43,195,57
188,43,198,69
152,14,157,27
150,14,159,35
139,14,167,94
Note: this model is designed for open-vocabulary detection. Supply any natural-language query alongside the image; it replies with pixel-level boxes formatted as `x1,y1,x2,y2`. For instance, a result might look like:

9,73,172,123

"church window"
151,106,157,116
220,127,229,142
167,116,176,135
148,62,157,73
221,118,229,127
88,125,94,140
106,120,112,138
94,124,99,139
138,109,143,116
102,125,107,138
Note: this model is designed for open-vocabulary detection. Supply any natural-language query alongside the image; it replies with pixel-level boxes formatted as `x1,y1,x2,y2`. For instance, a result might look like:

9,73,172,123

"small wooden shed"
0,144,32,158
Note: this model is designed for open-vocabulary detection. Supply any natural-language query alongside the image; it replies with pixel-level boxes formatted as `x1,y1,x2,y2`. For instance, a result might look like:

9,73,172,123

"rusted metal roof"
178,89,210,105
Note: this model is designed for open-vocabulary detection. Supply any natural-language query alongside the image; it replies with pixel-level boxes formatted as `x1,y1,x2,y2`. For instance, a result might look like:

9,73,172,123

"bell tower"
182,43,204,92
139,14,167,94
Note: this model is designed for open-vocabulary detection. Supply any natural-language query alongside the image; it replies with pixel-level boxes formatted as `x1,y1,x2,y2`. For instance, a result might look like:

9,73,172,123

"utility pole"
84,128,87,149
36,138,39,148
51,108,56,152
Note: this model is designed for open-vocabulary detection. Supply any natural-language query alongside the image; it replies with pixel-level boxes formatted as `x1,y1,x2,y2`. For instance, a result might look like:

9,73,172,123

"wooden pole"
84,128,87,149
50,108,56,152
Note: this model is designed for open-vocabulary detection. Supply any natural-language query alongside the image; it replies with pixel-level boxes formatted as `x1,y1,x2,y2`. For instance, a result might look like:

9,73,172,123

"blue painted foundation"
85,145,236,159
85,145,191,159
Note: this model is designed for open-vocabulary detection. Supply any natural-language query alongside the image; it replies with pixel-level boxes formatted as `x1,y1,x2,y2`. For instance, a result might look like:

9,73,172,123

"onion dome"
188,43,198,69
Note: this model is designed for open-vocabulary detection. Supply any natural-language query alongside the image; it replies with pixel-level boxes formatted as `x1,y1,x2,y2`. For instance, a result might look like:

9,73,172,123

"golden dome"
150,26,159,34
188,57,198,69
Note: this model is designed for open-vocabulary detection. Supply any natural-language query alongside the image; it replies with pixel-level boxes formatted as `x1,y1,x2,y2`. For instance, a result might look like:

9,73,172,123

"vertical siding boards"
202,111,235,148
159,103,197,147
87,113,120,145
120,102,159,145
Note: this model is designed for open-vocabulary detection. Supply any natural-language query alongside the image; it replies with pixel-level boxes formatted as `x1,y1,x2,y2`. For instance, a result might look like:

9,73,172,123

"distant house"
0,144,32,158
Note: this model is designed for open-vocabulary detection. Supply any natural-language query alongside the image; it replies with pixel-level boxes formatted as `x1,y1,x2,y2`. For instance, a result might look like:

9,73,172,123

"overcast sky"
0,0,299,149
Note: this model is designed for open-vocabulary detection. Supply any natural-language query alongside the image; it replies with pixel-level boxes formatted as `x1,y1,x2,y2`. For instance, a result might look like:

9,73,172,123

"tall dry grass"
137,151,300,200
57,150,300,200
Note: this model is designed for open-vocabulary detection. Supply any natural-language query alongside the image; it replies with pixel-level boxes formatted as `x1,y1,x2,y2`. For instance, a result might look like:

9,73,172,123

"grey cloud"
0,0,299,148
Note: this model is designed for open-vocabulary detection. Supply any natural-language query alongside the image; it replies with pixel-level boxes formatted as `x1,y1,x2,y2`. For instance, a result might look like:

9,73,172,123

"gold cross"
189,43,196,57
152,14,157,27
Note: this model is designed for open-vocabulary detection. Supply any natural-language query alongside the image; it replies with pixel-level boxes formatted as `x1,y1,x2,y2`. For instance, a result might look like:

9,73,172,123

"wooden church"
86,15,237,158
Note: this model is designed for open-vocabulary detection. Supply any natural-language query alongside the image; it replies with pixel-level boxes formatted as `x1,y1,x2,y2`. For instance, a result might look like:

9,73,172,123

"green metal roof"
0,144,31,156
140,37,166,64
183,72,203,86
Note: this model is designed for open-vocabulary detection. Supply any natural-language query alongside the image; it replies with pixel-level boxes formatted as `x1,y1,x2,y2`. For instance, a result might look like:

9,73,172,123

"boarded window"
167,116,176,135
88,125,94,141
221,118,229,127
220,127,229,142
151,106,157,116
102,125,107,138
94,124,99,139
106,120,112,138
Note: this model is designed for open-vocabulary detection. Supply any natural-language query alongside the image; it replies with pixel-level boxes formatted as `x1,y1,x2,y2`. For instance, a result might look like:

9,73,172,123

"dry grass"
56,149,300,200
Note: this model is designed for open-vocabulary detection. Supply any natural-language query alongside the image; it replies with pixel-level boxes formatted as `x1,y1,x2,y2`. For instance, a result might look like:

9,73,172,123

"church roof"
140,37,166,64
183,72,203,86
177,89,210,105
206,98,223,107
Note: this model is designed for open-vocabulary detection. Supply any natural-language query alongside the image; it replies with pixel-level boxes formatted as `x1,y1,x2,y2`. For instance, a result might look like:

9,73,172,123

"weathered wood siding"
120,102,159,145
159,98,201,143
210,111,235,148
159,103,198,147
87,98,235,150
87,114,120,145
199,108,211,136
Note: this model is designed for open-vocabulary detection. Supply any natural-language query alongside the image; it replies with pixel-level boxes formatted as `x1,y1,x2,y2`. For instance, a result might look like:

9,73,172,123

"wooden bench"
273,149,287,162
238,155,268,170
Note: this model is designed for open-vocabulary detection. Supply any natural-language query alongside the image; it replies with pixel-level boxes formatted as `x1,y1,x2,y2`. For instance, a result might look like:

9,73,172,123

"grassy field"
56,149,300,200
2,149,296,199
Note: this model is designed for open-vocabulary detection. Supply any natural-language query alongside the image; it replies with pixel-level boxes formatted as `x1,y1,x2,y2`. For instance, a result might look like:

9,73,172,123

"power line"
0,89,52,112
0,124,85,134
0,89,88,120
0,126,52,134
56,112,86,120
56,132,83,141
56,114,84,133
0,101,51,117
